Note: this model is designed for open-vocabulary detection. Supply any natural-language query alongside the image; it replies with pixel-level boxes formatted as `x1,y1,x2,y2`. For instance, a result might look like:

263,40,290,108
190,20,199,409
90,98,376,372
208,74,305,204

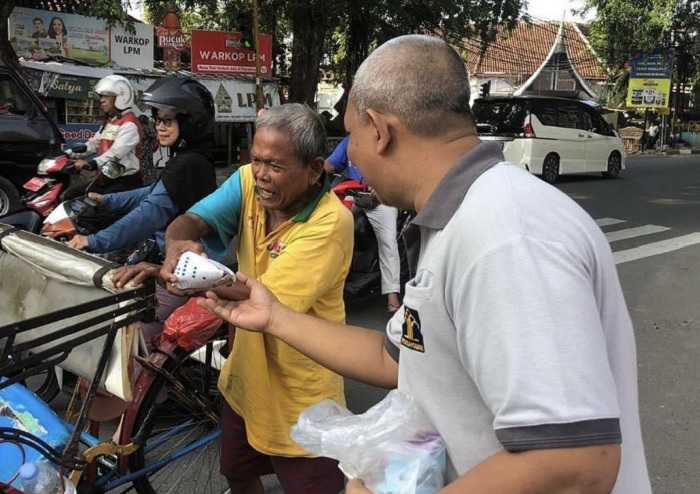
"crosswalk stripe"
614,233,700,264
605,225,670,243
596,218,626,227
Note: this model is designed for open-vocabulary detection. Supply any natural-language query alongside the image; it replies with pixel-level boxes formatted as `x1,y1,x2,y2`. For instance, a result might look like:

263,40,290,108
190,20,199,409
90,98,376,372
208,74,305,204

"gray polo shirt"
386,142,651,492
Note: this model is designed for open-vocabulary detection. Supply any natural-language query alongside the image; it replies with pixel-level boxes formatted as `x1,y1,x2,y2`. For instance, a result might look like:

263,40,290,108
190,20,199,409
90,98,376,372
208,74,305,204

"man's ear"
309,157,324,184
366,109,394,155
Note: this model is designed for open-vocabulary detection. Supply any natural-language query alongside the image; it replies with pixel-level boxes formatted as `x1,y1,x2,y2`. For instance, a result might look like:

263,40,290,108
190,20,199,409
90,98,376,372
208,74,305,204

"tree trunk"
340,1,371,116
0,2,22,73
288,1,327,105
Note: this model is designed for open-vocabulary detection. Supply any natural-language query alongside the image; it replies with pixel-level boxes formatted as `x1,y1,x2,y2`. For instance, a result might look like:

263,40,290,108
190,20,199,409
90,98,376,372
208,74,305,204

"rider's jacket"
85,111,143,176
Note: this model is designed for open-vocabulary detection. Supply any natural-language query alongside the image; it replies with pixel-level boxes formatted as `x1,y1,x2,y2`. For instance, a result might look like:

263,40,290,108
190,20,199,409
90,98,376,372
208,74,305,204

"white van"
473,96,625,183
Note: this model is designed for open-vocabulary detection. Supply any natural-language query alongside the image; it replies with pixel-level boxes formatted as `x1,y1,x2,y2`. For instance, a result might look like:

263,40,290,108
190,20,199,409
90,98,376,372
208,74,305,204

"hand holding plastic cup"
173,251,236,292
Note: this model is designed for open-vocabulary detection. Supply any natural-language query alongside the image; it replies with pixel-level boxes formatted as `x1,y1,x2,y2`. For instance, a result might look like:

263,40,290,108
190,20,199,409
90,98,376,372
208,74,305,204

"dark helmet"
141,76,214,145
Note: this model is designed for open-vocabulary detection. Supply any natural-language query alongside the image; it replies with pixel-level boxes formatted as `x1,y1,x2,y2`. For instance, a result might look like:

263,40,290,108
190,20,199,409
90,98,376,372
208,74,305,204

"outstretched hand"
199,272,280,333
346,479,373,493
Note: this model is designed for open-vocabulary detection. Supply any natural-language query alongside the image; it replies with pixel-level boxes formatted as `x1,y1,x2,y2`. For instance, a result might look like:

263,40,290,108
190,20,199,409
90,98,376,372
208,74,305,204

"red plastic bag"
162,297,223,351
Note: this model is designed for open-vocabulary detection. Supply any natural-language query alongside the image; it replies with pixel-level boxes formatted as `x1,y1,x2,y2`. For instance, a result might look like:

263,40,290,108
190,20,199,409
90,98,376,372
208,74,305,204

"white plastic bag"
291,390,446,494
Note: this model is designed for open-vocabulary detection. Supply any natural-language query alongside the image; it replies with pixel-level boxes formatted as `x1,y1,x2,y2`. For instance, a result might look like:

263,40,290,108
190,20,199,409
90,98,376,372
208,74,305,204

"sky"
524,0,594,22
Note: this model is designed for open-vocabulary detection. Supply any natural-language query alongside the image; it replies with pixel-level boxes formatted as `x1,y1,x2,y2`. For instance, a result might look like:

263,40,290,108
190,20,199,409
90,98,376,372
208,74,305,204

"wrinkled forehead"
252,126,298,160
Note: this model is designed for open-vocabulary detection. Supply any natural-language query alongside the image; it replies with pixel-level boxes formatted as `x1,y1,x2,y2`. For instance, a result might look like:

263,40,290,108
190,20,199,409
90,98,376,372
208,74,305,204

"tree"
580,0,700,111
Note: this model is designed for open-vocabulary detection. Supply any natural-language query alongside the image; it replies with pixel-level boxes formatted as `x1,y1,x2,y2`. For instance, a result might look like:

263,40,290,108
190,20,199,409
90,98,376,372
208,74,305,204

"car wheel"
541,154,560,184
0,176,21,216
602,152,622,178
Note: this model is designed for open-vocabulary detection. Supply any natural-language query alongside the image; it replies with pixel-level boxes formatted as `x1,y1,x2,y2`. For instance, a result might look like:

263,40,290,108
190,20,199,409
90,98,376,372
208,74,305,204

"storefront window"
65,98,101,124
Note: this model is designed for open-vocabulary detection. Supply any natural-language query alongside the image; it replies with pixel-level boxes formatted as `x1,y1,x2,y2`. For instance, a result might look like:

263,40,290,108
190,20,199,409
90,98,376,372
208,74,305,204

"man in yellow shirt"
161,103,353,494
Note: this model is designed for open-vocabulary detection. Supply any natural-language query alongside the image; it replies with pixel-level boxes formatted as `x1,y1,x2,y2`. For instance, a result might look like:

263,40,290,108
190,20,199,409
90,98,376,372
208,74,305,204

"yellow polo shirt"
217,164,353,456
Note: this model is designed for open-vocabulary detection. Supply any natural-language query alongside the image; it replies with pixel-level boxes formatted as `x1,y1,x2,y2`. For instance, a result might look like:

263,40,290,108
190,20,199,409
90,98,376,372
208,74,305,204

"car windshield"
472,99,527,136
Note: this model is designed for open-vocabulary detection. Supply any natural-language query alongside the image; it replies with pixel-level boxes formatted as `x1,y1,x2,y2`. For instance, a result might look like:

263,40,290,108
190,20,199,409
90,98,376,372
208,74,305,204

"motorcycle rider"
63,75,144,199
325,136,402,312
66,76,217,261
67,76,219,344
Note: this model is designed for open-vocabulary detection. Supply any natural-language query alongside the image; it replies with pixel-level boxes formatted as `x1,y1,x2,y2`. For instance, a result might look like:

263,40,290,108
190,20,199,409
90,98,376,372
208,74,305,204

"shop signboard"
626,50,673,109
9,7,109,65
111,22,154,70
59,123,101,144
191,30,272,75
199,80,279,122
157,9,186,71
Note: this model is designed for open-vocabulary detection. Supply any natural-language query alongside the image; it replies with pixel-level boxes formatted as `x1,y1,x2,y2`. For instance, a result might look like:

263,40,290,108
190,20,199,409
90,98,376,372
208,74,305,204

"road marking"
596,218,626,227
605,225,670,243
614,233,700,264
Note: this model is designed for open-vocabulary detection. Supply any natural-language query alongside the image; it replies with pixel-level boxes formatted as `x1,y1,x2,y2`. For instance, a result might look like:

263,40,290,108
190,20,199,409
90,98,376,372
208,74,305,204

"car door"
554,103,587,173
581,106,615,172
0,70,60,177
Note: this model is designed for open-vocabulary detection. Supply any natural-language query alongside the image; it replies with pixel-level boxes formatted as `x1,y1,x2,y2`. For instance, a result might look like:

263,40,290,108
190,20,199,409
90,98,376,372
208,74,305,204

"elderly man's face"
251,127,322,215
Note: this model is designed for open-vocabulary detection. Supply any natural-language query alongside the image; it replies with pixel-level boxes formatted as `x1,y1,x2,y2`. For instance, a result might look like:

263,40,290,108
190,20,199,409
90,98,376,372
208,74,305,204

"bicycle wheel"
129,340,228,494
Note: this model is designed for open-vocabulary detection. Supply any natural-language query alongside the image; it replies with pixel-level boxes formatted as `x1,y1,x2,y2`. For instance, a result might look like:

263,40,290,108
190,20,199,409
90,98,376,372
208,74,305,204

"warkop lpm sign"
110,22,154,69
191,30,272,75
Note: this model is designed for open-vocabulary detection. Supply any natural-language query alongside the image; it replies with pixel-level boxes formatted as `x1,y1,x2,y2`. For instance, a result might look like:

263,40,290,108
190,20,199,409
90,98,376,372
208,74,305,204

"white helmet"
94,75,135,111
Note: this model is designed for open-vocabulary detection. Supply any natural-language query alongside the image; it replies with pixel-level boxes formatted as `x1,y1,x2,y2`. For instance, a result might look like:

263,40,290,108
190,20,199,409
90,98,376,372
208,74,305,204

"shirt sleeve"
188,169,243,252
87,181,178,253
449,235,622,452
326,136,349,172
259,215,351,314
94,121,140,174
84,128,102,154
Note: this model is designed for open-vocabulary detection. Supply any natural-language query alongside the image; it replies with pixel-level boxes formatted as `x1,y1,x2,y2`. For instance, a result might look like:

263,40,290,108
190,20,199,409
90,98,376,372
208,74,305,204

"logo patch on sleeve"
401,306,425,352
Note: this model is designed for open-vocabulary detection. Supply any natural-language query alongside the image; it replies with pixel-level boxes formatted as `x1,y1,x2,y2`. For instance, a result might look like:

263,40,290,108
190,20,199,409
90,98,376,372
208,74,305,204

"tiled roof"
465,21,607,81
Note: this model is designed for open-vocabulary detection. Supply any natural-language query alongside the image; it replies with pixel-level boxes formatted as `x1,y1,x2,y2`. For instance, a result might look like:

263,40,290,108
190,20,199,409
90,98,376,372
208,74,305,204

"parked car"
473,96,625,183
0,59,64,215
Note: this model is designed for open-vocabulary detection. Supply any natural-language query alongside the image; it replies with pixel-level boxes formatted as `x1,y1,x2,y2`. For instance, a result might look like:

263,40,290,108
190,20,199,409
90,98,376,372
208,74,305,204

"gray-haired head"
349,34,473,136
256,103,327,165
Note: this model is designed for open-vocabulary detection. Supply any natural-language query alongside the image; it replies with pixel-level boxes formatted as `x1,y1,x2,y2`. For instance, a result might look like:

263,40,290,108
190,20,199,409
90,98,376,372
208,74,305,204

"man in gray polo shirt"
202,35,651,494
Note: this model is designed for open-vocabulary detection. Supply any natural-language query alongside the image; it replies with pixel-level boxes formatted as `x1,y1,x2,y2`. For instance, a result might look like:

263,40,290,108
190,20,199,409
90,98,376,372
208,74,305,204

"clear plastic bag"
291,390,446,494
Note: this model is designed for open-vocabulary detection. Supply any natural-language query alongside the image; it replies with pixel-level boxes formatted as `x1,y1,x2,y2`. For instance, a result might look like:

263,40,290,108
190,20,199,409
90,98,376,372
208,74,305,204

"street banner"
111,22,154,70
191,30,273,75
198,79,280,122
626,50,673,109
59,123,101,144
157,9,186,71
9,7,109,65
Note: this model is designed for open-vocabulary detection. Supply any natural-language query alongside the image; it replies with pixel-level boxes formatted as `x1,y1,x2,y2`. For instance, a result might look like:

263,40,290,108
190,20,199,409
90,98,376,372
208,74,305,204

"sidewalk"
628,147,700,157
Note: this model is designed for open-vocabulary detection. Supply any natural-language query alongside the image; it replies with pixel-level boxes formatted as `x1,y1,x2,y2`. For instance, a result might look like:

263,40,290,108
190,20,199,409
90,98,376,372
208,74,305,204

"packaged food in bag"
291,390,446,494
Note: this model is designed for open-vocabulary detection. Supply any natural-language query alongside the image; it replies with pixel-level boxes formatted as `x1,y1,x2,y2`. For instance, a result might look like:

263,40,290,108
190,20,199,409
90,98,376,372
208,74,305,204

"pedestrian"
647,120,659,150
161,103,353,494
325,136,402,312
201,35,652,494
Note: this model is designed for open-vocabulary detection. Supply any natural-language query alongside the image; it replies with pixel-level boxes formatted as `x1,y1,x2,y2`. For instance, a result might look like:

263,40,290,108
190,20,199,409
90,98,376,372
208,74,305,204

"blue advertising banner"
630,50,673,79
59,124,101,145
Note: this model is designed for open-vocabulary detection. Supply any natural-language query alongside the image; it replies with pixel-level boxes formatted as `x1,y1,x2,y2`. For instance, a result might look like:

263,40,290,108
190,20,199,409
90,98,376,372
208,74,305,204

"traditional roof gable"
465,21,606,82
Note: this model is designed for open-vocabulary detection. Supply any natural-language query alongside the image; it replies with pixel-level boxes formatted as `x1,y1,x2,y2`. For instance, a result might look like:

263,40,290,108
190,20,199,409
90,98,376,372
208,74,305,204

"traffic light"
237,11,254,50
479,81,491,98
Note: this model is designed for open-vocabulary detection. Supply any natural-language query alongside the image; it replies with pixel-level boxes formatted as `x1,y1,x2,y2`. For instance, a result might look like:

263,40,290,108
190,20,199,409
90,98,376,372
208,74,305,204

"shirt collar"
412,141,504,230
292,172,331,223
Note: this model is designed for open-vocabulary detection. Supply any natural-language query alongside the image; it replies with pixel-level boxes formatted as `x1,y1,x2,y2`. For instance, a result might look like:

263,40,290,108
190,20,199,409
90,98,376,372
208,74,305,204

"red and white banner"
191,30,272,75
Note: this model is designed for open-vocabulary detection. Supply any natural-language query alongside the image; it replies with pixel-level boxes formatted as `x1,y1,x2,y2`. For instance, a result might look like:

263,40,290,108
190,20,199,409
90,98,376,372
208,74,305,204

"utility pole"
252,0,265,111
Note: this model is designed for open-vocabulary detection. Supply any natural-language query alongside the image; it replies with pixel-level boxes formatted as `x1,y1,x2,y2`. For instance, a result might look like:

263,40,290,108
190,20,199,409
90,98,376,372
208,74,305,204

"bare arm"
202,272,398,388
439,445,620,494
347,444,620,494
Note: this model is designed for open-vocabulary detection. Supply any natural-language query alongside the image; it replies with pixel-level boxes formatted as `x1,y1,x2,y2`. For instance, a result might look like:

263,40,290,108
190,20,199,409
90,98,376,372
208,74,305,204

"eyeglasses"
155,117,176,128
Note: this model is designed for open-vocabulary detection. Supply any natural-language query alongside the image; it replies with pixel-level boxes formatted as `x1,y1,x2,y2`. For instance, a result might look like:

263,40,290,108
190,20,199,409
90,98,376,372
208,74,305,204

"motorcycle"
331,177,414,304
